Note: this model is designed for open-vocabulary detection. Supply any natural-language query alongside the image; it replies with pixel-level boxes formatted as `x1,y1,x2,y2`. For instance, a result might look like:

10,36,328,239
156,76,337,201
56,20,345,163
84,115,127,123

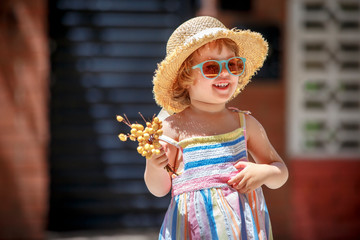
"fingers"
228,161,247,185
148,148,168,169
235,177,252,193
233,160,248,170
228,169,252,193
159,141,168,152
231,182,251,193
227,171,243,186
228,174,246,193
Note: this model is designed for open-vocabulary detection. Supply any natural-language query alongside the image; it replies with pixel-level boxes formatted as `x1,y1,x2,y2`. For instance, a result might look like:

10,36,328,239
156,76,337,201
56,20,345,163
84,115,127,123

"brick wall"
0,0,49,239
291,160,360,240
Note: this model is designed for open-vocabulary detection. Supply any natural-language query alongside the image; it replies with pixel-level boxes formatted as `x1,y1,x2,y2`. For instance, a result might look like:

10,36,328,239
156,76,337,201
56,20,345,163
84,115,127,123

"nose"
219,62,229,76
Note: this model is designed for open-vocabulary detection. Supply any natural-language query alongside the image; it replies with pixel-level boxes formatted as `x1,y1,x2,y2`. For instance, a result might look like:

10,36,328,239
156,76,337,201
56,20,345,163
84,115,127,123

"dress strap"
158,135,181,149
239,112,246,130
228,107,250,130
228,107,250,159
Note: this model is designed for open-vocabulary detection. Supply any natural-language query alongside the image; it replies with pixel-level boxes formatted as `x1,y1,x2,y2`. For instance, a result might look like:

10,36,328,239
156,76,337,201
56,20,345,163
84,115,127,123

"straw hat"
153,16,268,113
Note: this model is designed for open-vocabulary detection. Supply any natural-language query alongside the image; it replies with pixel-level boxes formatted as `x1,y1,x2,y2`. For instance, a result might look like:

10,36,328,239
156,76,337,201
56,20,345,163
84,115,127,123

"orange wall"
291,160,360,240
0,0,49,239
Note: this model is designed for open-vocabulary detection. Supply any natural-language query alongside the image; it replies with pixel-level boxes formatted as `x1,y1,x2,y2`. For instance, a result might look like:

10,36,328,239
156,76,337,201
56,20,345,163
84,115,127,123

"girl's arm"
144,119,178,197
228,115,288,192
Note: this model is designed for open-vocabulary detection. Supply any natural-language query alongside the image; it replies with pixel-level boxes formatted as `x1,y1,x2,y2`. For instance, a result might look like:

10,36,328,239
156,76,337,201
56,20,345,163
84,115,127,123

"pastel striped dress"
158,112,273,240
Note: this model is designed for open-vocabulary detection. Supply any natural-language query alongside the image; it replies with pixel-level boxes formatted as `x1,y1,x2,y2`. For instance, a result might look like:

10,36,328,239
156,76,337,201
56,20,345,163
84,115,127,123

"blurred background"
0,0,359,239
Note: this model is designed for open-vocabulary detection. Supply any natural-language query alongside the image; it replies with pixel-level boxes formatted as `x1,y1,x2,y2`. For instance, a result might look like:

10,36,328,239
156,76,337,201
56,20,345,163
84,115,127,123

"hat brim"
153,27,268,113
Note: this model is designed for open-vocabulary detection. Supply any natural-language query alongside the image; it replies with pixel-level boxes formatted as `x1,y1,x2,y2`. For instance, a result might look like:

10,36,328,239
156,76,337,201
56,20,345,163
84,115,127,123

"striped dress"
158,112,273,240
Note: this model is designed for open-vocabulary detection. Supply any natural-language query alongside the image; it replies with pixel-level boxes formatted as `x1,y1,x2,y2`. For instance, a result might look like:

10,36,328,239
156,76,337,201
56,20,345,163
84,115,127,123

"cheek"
232,77,240,87
192,68,207,81
188,80,207,97
190,77,204,88
231,81,239,93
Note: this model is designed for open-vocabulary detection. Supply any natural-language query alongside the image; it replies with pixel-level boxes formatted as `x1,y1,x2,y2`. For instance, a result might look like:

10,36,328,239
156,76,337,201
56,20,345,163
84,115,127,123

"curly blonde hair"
171,38,239,108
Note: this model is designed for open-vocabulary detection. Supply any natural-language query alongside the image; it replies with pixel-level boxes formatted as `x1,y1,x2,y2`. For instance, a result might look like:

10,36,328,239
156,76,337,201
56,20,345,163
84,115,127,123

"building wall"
0,0,49,239
291,160,360,240
286,0,360,239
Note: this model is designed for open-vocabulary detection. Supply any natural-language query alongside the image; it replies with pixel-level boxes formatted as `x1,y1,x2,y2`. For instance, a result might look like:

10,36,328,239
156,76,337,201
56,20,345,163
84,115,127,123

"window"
287,0,360,158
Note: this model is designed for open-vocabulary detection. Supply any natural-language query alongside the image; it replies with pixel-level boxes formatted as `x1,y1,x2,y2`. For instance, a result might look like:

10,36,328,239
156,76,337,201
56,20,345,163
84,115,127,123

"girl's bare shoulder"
244,114,269,142
162,112,187,141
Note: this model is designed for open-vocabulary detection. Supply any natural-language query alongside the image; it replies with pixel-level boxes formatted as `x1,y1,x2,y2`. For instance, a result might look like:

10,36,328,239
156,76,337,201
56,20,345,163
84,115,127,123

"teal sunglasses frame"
192,57,246,80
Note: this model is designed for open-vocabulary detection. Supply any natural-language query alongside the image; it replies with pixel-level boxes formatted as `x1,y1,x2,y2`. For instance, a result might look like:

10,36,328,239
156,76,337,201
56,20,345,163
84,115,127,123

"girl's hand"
144,143,172,197
227,161,269,193
144,118,179,197
147,146,169,170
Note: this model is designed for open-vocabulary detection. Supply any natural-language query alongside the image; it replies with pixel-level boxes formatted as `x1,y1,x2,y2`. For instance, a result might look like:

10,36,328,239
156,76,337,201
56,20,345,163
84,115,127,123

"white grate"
287,0,360,158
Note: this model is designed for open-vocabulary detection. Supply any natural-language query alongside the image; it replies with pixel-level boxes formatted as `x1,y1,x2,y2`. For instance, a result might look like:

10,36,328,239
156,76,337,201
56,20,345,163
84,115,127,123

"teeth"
214,83,229,87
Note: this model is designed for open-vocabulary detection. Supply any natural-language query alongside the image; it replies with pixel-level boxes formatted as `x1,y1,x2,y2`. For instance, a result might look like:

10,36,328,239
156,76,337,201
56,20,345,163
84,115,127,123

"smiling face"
187,41,239,111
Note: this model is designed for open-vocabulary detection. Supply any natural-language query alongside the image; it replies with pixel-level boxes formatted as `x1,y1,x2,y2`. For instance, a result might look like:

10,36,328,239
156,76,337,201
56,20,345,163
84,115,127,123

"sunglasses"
192,57,246,80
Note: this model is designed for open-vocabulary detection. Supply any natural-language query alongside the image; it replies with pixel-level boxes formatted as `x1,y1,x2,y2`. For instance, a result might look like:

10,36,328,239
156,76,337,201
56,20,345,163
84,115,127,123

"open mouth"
213,83,229,89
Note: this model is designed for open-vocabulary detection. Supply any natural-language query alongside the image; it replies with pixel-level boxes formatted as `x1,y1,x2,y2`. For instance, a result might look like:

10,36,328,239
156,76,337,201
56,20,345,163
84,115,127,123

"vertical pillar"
0,0,49,238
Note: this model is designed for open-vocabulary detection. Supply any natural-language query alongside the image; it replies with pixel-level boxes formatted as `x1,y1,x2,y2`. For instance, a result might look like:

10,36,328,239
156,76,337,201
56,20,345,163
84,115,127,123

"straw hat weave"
153,16,268,113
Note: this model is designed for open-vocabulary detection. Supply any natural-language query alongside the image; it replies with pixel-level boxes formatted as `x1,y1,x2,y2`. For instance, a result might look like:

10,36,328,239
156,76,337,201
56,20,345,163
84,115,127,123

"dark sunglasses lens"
202,61,220,78
228,58,244,75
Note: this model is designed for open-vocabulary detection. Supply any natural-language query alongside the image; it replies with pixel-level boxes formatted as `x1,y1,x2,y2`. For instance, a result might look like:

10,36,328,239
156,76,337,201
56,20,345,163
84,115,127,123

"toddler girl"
144,16,288,240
